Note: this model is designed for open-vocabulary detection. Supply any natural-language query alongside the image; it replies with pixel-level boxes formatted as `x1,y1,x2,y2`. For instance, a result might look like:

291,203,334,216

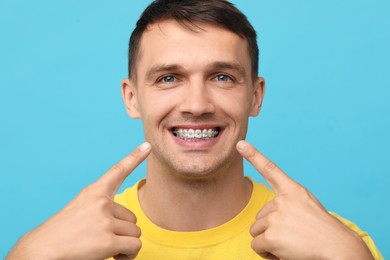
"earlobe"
249,77,265,117
121,78,141,119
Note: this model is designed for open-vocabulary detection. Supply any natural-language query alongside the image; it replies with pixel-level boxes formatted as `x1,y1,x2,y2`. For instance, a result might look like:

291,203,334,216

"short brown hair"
128,0,259,79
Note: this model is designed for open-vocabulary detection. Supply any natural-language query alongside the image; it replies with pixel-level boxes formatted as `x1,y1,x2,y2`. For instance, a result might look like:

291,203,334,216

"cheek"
214,89,253,117
140,91,177,123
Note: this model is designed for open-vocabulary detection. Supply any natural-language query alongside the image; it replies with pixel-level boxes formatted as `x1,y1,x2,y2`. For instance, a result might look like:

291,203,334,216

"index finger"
236,140,297,194
95,142,151,198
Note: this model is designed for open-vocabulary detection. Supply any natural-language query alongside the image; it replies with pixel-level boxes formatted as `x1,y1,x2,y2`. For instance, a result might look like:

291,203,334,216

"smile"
172,127,220,141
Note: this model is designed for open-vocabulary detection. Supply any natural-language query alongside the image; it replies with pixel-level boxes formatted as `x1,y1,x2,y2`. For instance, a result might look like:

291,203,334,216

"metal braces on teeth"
173,128,219,140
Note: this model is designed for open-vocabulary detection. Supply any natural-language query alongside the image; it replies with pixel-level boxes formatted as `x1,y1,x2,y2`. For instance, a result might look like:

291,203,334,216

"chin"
165,153,237,180
150,135,242,179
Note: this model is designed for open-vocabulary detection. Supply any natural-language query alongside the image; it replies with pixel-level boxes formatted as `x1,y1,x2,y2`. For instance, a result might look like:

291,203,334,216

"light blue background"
1,0,389,257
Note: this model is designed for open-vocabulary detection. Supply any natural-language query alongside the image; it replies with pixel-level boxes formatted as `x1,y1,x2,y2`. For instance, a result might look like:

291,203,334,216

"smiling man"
7,1,383,259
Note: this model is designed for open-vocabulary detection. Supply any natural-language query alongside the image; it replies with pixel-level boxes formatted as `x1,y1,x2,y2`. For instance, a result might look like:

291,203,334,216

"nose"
179,80,215,116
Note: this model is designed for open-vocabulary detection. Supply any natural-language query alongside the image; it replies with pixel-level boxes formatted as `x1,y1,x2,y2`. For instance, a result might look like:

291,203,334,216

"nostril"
179,90,215,115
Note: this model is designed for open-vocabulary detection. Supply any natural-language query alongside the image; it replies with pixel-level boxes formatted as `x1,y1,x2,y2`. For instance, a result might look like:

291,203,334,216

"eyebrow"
144,61,247,81
209,61,247,78
144,64,184,82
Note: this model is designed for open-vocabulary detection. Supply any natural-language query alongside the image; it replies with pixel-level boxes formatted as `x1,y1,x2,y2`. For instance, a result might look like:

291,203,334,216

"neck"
138,154,252,231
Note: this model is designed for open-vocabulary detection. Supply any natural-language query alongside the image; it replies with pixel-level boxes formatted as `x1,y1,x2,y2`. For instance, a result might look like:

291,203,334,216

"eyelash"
213,73,234,82
157,75,177,84
155,73,235,86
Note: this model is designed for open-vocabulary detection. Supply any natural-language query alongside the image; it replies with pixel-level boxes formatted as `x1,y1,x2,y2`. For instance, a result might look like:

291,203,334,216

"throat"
138,176,252,231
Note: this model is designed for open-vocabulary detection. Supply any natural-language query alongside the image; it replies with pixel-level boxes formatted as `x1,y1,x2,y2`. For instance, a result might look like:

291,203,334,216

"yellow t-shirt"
113,178,383,260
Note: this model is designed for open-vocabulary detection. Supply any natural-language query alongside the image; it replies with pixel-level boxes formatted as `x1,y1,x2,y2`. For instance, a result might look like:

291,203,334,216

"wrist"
7,232,63,260
323,231,374,260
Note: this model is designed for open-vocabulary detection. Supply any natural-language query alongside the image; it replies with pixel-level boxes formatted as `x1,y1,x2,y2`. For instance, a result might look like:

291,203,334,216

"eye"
158,75,177,83
214,74,233,82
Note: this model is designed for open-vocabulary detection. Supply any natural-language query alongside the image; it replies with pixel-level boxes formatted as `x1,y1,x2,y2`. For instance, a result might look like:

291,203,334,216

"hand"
7,142,152,260
236,140,374,260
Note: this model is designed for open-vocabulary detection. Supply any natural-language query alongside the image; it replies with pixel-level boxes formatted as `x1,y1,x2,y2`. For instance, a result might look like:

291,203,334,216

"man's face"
123,20,264,178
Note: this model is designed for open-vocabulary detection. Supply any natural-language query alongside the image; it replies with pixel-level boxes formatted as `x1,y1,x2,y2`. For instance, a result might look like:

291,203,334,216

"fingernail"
237,140,248,151
139,142,151,152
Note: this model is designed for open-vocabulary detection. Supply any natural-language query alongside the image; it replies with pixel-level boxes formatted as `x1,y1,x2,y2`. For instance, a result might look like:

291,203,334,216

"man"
7,0,382,259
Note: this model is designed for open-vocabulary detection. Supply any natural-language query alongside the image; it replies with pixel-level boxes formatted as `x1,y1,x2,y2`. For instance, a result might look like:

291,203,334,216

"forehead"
136,20,251,77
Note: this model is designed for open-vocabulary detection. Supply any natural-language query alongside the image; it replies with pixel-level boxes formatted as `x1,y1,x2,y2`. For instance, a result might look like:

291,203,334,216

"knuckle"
127,223,142,238
95,196,113,211
101,217,114,232
246,147,257,159
295,184,308,194
133,238,142,251
255,210,262,220
263,214,275,226
272,196,285,209
101,234,117,251
128,210,138,223
302,190,314,202
293,185,315,201
96,195,109,205
250,238,259,251
251,237,265,255
134,225,142,238
79,184,95,196
78,182,108,198
126,238,142,259
111,162,125,174
263,159,277,173
129,150,139,160
249,223,257,237
262,229,277,245
272,197,293,217
127,151,140,164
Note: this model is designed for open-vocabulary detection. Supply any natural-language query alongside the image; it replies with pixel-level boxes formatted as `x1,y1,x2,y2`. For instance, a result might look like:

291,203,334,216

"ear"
249,77,265,117
121,78,141,119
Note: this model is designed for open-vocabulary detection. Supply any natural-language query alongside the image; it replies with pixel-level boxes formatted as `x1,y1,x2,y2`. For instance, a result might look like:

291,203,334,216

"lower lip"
170,130,223,149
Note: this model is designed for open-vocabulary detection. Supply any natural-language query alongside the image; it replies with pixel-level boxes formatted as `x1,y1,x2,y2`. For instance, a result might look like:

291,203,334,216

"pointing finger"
95,142,151,198
236,140,297,195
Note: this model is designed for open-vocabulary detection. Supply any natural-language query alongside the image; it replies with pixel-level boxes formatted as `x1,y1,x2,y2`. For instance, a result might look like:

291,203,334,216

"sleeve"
330,212,383,260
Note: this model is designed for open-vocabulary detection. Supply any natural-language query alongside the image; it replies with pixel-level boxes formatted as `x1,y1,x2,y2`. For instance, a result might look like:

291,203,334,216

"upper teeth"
173,128,219,140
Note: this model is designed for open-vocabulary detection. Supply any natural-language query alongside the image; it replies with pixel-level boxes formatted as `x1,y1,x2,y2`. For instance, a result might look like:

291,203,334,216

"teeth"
195,129,202,138
188,129,195,138
173,128,219,141
202,129,208,138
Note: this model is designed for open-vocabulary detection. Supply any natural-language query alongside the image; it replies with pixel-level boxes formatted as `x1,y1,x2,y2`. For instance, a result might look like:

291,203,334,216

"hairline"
130,18,258,82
